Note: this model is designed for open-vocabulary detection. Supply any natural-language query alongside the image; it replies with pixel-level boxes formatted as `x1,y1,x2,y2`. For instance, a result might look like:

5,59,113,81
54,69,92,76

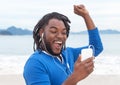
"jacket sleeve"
88,27,103,56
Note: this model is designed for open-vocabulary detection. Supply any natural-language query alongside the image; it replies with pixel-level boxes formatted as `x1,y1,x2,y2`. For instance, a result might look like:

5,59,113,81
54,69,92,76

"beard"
42,36,63,56
45,41,63,56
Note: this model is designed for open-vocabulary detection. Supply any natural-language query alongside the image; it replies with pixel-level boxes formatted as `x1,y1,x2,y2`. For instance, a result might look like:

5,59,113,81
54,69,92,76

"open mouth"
54,41,63,50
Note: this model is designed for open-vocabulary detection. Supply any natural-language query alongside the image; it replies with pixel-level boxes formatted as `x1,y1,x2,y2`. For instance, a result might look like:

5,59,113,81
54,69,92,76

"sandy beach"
0,74,120,85
77,74,120,85
0,74,25,85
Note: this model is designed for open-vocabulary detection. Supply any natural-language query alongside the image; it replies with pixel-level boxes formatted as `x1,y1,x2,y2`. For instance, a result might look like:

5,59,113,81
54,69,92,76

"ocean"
0,34,120,75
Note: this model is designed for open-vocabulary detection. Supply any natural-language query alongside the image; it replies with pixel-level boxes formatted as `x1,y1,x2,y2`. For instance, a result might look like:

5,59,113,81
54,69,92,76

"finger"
89,61,94,67
85,61,94,67
73,5,78,14
73,5,77,10
87,65,94,73
77,4,85,9
85,57,94,63
74,8,80,15
74,5,80,11
76,55,82,63
85,62,94,74
88,67,94,74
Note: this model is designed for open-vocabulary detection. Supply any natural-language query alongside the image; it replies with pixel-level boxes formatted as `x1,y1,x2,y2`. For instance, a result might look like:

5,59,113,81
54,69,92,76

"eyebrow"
49,26,57,29
49,26,66,31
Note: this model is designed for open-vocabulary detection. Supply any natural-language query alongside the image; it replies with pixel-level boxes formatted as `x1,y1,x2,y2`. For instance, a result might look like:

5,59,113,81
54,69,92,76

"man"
23,4,103,85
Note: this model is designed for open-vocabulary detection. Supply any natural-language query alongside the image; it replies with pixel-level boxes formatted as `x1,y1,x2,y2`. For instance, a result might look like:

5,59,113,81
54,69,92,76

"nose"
56,32,64,39
57,33,63,38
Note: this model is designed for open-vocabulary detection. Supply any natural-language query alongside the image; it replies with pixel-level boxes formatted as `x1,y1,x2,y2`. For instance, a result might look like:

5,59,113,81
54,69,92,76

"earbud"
39,33,44,43
41,33,44,39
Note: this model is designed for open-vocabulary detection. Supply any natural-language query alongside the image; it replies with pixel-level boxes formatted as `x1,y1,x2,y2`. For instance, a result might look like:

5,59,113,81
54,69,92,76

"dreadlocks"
33,12,71,51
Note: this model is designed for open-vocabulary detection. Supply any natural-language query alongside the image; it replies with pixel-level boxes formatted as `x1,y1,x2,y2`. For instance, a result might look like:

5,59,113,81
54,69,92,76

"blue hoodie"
23,28,103,85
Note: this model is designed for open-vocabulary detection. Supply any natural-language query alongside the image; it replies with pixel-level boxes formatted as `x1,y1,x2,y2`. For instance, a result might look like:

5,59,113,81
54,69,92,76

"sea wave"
0,54,29,75
93,54,120,75
0,54,120,75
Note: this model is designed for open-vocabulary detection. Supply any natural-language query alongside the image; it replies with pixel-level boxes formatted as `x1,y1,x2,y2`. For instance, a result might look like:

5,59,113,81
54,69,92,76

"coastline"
0,74,120,85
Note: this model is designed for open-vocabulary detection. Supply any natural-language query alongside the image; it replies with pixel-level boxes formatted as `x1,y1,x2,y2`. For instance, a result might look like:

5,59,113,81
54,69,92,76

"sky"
0,0,120,32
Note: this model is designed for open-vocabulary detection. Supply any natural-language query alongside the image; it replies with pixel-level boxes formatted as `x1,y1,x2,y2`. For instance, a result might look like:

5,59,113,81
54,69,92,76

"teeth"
55,41,62,44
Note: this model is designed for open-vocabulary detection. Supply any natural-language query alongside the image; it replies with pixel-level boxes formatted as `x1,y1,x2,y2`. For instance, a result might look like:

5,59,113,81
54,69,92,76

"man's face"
42,19,67,56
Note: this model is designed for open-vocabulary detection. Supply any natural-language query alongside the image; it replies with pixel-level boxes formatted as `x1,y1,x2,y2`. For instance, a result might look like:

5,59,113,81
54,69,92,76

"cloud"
0,0,120,31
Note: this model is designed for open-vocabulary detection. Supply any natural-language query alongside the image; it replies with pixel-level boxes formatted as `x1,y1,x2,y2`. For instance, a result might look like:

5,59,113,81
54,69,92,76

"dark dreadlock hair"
33,12,71,51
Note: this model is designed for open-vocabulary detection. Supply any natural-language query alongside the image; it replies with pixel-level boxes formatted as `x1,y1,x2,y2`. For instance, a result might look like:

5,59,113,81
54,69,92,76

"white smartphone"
81,48,93,61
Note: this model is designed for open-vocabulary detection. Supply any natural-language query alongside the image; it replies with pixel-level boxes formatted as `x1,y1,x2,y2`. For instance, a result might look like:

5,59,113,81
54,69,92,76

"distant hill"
99,29,120,34
0,26,120,35
0,26,32,35
70,29,120,34
0,30,12,35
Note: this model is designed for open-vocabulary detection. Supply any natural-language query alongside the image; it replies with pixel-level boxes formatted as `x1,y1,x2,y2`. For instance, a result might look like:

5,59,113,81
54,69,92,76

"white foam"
93,55,120,75
0,54,120,75
0,54,29,75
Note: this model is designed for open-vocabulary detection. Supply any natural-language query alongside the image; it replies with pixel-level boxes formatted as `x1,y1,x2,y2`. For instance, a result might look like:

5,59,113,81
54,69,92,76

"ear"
39,29,44,37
